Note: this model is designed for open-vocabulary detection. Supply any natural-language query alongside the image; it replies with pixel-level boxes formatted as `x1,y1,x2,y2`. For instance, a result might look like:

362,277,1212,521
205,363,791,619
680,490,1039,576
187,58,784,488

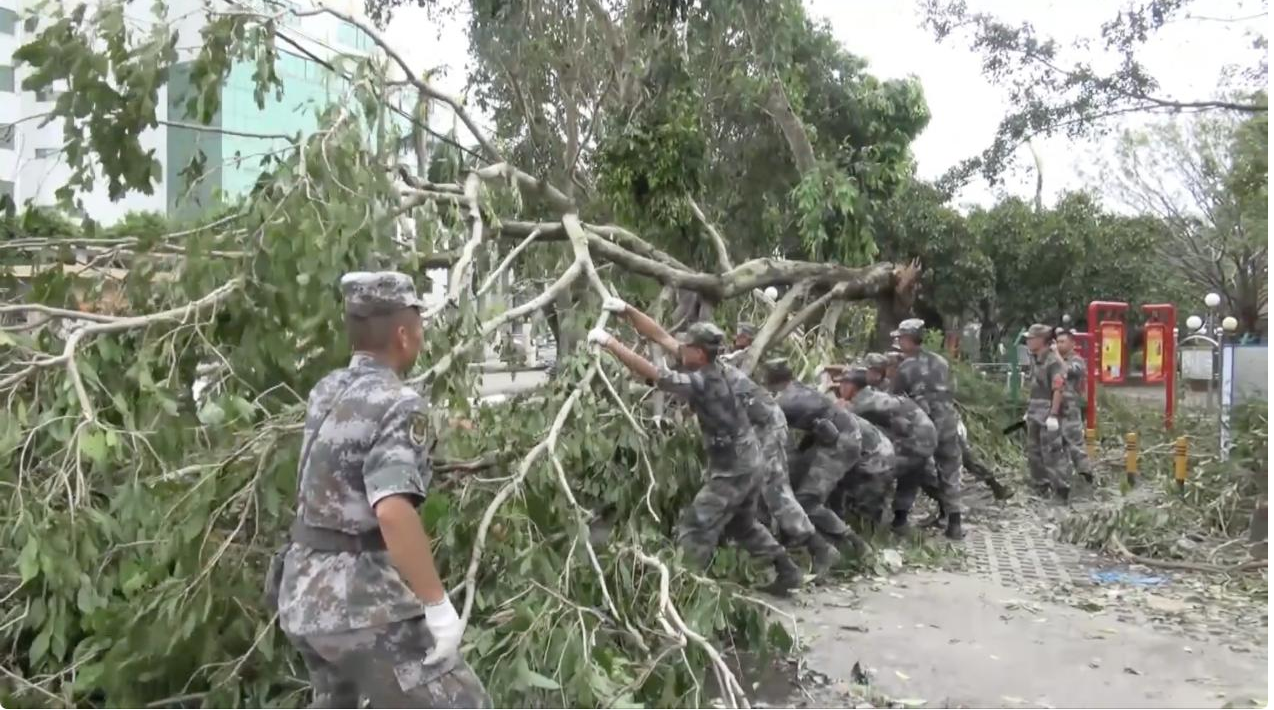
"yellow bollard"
1174,436,1189,491
1085,428,1098,462
1124,432,1139,487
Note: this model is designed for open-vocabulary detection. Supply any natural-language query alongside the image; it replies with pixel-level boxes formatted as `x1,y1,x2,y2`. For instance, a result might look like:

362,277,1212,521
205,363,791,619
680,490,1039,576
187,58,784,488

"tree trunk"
874,294,907,351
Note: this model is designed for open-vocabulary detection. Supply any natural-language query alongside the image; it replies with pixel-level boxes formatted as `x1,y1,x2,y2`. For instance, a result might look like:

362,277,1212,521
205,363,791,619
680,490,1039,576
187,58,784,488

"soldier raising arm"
589,298,804,595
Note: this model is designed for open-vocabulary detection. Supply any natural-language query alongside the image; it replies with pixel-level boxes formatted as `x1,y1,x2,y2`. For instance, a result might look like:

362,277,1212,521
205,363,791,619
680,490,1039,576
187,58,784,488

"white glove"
957,421,967,439
421,596,463,666
1045,415,1059,432
602,296,628,314
587,328,612,347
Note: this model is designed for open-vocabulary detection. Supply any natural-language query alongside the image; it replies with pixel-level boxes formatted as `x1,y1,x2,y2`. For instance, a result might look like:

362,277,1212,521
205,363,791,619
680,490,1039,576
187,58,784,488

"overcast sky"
382,0,1266,209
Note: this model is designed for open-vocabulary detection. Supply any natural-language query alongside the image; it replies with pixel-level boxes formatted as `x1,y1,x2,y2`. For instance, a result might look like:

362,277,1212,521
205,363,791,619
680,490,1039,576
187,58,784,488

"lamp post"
1202,293,1222,408
1218,316,1239,459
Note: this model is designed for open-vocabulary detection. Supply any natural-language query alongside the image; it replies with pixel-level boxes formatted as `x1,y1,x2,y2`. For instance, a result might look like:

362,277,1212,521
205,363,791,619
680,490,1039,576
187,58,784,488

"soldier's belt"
290,520,387,553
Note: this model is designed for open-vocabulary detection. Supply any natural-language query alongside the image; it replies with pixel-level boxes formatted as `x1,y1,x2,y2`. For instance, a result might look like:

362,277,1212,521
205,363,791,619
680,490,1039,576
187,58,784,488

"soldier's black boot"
944,512,965,540
760,554,804,596
920,503,947,529
1056,486,1071,505
989,479,1014,500
1079,470,1095,485
808,534,842,575
891,510,911,534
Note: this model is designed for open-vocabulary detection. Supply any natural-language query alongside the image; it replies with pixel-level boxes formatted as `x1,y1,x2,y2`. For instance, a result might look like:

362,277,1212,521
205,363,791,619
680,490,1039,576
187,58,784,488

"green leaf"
197,400,225,425
516,654,561,690
17,536,40,583
79,430,108,465
30,624,52,664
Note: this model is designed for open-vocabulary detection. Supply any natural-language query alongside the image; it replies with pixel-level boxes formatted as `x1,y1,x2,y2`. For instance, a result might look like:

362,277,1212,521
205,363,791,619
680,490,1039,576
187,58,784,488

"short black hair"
345,307,418,351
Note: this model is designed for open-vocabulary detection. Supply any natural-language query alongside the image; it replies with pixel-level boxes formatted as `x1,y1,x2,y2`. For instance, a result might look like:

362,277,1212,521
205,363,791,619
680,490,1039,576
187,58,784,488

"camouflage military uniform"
831,411,896,527
892,349,963,515
846,385,937,516
774,381,863,538
277,351,489,707
1026,348,1073,492
1060,351,1092,478
655,362,789,567
720,364,817,544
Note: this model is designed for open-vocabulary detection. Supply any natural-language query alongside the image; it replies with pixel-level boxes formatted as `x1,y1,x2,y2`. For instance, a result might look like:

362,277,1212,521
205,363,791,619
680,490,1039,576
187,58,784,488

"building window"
0,179,14,205
36,87,61,102
35,147,59,159
337,21,373,52
0,66,14,93
23,15,35,32
0,123,12,150
0,7,17,35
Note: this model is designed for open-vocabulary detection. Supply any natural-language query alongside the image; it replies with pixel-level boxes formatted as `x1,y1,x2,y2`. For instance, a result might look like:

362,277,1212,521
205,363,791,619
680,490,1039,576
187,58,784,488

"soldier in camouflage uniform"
591,300,803,594
274,272,489,708
762,361,866,550
892,319,965,539
1054,328,1093,483
837,366,938,534
864,352,1011,502
719,323,755,367
1024,323,1073,500
830,408,896,532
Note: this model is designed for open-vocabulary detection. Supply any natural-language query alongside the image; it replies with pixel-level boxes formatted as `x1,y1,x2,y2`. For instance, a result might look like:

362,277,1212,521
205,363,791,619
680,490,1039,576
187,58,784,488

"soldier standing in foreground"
762,361,866,551
274,272,489,708
1024,323,1074,500
589,300,803,594
837,367,938,534
892,319,965,539
1054,328,1094,483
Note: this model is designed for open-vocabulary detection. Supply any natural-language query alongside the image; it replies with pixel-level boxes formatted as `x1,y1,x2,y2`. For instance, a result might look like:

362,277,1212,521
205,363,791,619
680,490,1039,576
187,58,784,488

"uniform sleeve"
1048,359,1066,393
362,395,430,508
654,367,696,399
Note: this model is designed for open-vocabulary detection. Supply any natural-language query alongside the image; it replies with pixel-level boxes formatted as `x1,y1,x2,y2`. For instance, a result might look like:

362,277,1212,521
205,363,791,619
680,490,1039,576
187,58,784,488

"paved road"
785,569,1265,708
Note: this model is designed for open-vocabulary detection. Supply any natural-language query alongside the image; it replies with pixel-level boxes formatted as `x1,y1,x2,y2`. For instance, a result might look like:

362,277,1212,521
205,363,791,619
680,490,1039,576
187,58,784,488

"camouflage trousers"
287,616,490,708
931,429,964,515
959,434,995,484
678,466,787,568
891,453,938,514
788,431,862,538
833,436,896,529
1061,409,1091,476
756,427,817,544
1026,418,1072,491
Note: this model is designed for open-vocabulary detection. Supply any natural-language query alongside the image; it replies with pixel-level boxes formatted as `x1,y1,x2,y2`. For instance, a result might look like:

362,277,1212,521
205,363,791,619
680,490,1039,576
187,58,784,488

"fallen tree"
0,2,923,707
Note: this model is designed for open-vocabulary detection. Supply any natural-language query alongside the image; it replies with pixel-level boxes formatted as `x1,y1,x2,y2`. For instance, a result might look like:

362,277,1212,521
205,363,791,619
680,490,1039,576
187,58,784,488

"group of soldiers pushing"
588,298,1017,596
270,270,1091,706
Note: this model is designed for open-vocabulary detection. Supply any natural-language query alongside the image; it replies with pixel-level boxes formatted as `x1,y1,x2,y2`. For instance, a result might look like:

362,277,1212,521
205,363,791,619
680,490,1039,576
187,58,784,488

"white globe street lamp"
1222,316,1239,333
1186,315,1203,331
1205,292,1222,309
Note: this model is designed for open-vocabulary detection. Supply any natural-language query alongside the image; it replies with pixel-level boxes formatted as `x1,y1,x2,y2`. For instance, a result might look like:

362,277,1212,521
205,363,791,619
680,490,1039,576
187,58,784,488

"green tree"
1107,105,1268,335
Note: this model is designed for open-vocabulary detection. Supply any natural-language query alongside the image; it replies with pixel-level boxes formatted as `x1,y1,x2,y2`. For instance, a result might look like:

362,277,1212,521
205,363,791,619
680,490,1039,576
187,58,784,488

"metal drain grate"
965,526,1090,589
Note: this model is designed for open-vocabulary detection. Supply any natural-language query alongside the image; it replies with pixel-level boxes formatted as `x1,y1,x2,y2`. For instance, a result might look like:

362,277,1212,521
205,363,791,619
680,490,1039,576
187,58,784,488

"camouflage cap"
737,322,757,337
837,365,870,386
1026,323,1053,339
761,358,793,385
897,318,925,337
863,352,889,372
684,321,726,351
341,271,425,318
